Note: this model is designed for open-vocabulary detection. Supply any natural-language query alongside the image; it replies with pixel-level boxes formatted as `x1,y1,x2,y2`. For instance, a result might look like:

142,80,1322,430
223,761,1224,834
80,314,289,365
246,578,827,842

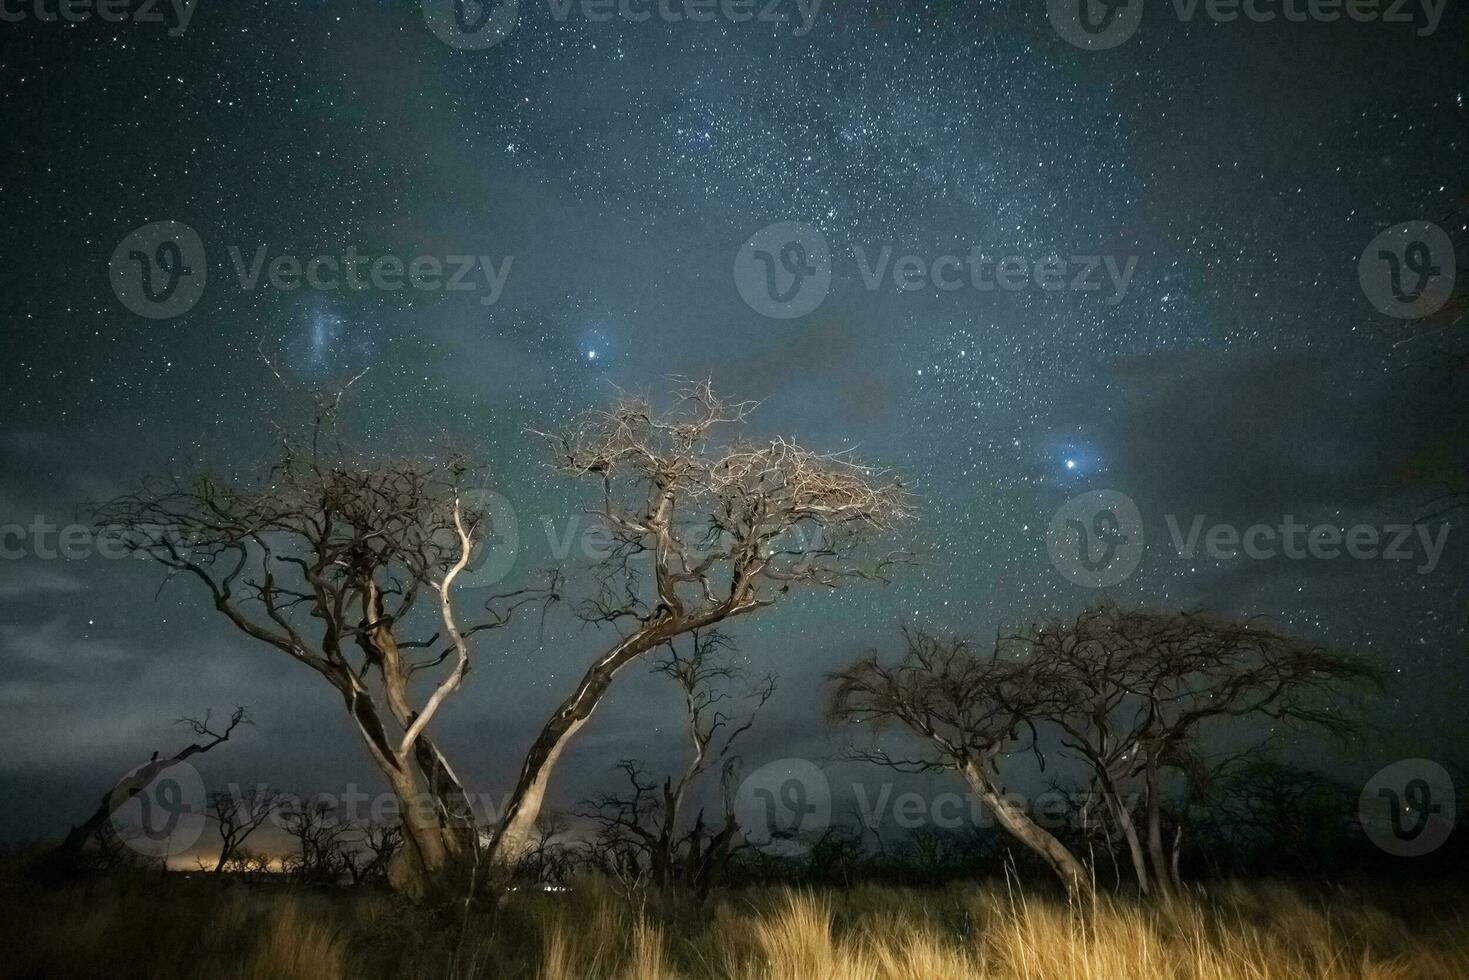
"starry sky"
1,0,1466,843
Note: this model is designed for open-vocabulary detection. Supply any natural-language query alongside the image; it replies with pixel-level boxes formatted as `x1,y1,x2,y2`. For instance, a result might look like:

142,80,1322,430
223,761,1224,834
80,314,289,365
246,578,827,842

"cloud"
1106,348,1464,519
0,565,86,599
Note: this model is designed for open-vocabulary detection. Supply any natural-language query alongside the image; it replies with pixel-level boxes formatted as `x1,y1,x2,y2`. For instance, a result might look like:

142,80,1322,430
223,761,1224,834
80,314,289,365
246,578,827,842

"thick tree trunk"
1142,750,1175,901
335,679,462,896
491,711,594,862
49,758,185,868
414,735,478,853
489,631,663,863
1109,793,1152,896
388,766,448,872
487,595,756,868
359,595,478,863
961,761,1093,901
1079,751,1151,897
44,715,244,874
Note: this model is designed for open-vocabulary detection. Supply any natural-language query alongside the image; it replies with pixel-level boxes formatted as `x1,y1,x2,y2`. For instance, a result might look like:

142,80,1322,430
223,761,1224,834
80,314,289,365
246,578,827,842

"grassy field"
6,870,1468,980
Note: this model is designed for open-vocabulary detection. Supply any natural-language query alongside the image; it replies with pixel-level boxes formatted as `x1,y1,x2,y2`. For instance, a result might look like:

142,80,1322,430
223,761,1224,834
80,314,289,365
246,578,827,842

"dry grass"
3,867,1466,980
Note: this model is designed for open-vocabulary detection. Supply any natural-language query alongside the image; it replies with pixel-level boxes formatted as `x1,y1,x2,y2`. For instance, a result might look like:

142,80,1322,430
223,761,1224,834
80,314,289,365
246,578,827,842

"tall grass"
4,865,1466,979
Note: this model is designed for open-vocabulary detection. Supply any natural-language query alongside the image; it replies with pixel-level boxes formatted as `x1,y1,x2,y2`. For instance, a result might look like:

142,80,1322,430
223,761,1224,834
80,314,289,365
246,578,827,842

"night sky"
2,0,1466,846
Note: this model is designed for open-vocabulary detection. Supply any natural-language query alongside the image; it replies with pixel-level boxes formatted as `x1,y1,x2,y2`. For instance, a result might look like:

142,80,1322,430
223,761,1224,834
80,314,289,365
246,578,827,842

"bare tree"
95,380,903,891
46,707,250,873
828,629,1093,899
579,630,773,900
1017,603,1381,898
513,812,579,888
830,607,1381,902
220,847,275,875
208,786,284,872
97,409,552,894
490,380,910,863
281,799,355,885
1194,758,1359,873
343,820,406,886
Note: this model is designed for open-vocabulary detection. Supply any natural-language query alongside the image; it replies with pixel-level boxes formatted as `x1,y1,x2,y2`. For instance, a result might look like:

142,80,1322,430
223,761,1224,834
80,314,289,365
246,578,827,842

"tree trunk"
335,680,461,896
413,735,478,855
1142,749,1175,901
1081,752,1150,897
389,765,448,871
961,761,1093,901
1109,793,1152,896
489,631,664,863
1169,825,1184,891
44,717,243,874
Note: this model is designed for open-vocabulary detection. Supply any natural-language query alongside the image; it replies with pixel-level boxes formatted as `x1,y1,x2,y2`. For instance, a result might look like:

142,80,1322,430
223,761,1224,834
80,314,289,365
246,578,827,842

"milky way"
1,1,1465,839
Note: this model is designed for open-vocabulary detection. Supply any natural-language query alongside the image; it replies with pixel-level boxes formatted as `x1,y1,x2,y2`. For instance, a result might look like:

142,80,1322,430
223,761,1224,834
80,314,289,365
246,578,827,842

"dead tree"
1201,759,1359,872
490,380,910,863
45,707,249,874
97,411,553,895
282,799,355,885
343,821,406,886
208,786,284,872
830,608,1379,901
221,847,275,875
513,812,579,887
1017,603,1381,898
828,630,1094,900
579,629,773,900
